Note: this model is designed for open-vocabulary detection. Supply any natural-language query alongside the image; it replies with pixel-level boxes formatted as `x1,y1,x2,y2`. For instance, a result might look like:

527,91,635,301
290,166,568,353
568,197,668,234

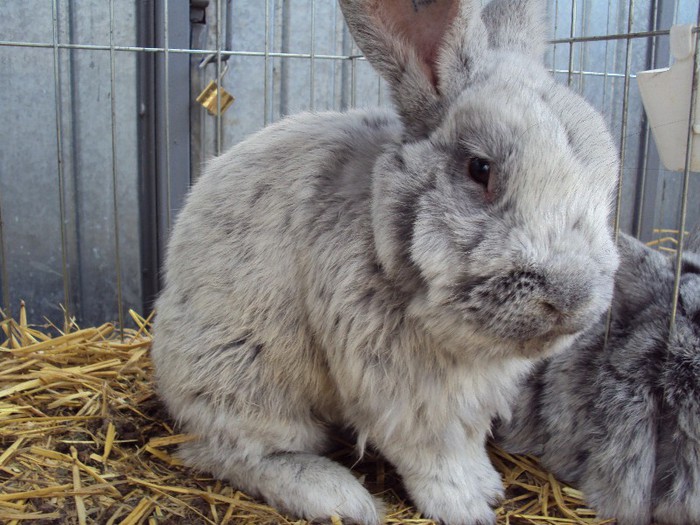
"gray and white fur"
152,0,620,523
496,230,700,525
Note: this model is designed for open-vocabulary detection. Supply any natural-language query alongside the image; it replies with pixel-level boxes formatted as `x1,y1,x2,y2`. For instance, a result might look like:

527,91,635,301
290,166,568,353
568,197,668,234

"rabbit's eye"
468,157,491,188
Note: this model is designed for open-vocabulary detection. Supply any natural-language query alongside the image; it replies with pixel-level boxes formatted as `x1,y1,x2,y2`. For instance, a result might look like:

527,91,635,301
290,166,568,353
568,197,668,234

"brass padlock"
197,79,235,116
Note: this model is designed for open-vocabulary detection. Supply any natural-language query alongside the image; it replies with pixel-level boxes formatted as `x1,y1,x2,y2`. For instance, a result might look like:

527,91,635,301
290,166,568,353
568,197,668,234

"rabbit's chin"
493,315,596,359
410,295,590,361
425,314,583,362
513,332,581,360
468,330,582,361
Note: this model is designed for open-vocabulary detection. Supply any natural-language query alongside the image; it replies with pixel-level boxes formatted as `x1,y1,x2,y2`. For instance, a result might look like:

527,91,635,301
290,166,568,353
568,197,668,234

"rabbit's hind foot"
179,437,383,525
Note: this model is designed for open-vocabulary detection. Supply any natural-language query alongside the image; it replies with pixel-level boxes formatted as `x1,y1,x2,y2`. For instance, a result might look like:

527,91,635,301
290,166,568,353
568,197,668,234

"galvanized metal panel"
0,0,141,326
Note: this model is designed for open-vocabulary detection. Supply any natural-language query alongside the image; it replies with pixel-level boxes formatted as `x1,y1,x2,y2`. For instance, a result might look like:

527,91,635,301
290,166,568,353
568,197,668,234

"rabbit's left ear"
612,234,671,317
481,0,548,59
339,0,488,139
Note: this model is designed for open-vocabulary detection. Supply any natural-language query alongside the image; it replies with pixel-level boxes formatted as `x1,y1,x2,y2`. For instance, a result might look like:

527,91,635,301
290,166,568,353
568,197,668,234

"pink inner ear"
377,0,459,87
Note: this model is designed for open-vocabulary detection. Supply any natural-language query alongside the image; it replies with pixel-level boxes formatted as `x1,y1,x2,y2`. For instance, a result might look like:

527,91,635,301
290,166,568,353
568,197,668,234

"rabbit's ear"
612,234,670,316
339,0,488,139
683,225,700,254
481,0,547,59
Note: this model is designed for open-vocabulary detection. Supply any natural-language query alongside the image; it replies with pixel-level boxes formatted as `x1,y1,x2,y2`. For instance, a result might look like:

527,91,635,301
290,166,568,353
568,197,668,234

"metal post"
137,0,160,314
163,0,172,237
154,0,191,280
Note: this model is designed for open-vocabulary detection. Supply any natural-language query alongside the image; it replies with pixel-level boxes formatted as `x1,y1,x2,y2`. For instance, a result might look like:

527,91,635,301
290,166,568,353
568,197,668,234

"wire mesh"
0,0,697,330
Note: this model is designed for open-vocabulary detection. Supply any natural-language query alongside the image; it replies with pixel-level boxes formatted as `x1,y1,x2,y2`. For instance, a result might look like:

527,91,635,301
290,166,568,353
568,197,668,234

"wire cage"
0,1,699,524
0,0,698,329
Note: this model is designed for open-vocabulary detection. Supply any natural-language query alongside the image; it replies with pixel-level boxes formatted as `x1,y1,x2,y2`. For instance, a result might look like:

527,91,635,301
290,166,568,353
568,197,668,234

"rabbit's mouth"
478,310,589,347
453,271,604,346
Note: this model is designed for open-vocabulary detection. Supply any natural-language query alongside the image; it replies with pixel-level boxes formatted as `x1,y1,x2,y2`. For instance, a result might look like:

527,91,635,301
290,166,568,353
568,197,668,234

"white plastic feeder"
637,24,700,172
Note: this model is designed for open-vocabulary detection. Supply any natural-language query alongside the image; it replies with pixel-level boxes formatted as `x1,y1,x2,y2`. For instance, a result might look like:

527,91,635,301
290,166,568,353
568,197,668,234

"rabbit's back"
152,109,401,423
497,234,700,525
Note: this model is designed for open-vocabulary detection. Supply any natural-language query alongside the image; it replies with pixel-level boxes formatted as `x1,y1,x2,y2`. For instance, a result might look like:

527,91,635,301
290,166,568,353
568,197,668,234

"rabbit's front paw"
413,480,499,525
295,476,382,525
407,466,503,525
255,453,383,525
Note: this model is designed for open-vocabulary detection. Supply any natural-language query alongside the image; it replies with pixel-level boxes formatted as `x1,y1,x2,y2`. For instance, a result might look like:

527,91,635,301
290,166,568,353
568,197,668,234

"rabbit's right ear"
339,0,488,139
684,225,700,254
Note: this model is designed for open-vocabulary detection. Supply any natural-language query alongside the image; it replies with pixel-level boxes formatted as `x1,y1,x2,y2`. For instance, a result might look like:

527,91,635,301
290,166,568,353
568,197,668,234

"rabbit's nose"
541,288,589,315
541,304,588,335
540,300,559,315
539,282,592,332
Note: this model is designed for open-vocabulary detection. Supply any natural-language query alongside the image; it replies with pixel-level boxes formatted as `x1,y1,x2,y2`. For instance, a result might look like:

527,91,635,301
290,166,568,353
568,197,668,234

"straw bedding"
0,303,613,525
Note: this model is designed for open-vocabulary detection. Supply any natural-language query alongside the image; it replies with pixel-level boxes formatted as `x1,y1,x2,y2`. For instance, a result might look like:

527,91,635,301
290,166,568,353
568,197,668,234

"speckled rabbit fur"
496,230,700,525
151,0,620,523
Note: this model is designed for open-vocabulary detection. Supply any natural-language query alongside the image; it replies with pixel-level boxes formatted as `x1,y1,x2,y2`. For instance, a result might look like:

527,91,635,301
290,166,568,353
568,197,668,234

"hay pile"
0,303,612,524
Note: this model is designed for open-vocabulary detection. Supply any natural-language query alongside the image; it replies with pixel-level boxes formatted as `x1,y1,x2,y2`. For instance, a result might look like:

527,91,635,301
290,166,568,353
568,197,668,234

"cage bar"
310,0,316,111
3,27,687,54
108,0,125,338
163,0,172,235
567,0,577,86
0,185,9,315
613,0,637,241
670,5,700,329
601,0,614,109
51,0,72,330
216,0,223,156
635,0,661,238
264,0,271,125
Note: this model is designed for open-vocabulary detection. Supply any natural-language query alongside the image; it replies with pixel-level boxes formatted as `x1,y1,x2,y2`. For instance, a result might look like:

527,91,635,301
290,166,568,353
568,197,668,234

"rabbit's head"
340,0,620,358
612,232,700,337
661,235,700,417
675,228,700,338
613,230,700,400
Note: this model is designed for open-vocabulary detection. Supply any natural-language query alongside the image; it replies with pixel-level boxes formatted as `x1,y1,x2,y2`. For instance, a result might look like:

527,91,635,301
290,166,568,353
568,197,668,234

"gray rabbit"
496,230,700,525
151,0,620,523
